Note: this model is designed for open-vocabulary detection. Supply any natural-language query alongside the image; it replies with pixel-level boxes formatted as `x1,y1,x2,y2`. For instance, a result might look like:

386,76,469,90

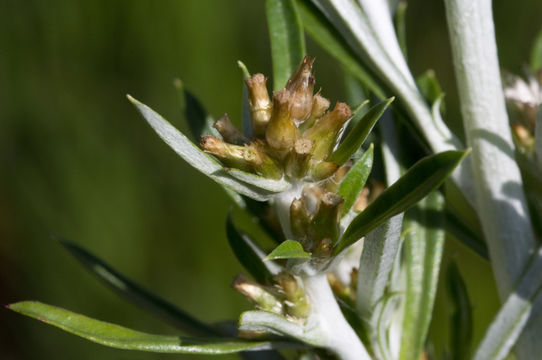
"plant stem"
301,273,371,360
444,0,538,357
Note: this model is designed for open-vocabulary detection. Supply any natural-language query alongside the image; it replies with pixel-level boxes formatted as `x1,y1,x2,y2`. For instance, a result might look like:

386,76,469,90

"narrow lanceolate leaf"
356,213,404,320
536,105,542,171
58,239,219,337
266,0,305,90
128,95,275,201
173,79,217,141
337,144,374,215
227,169,291,193
237,60,253,137
416,70,444,113
473,247,542,360
296,0,385,98
264,240,311,261
330,98,393,165
8,301,289,354
226,213,281,284
447,261,473,360
530,27,542,70
394,1,408,58
400,192,445,360
335,150,469,254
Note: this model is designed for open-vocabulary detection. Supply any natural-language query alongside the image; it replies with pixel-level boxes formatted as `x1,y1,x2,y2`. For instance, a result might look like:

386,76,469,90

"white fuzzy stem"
444,0,538,358
444,0,535,301
302,274,370,360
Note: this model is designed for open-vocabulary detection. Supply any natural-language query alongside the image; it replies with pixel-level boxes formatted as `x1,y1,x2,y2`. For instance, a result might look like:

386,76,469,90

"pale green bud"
265,89,298,153
246,73,272,137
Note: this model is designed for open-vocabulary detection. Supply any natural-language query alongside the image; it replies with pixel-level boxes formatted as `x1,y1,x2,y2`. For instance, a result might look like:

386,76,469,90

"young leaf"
473,247,542,360
8,301,290,354
329,98,393,165
226,213,281,284
335,150,469,254
530,26,542,70
238,60,254,137
356,213,404,320
400,192,445,360
173,79,217,141
264,240,311,261
266,0,306,90
58,238,219,337
394,1,408,58
447,261,473,360
416,70,445,114
295,0,385,98
337,144,374,215
128,95,275,201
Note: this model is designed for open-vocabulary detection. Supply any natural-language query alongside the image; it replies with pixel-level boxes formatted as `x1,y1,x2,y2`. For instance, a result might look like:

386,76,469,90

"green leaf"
266,0,306,90
447,261,473,360
530,26,542,70
330,98,393,165
356,213,404,320
394,1,408,59
238,61,254,137
128,95,275,201
416,70,445,114
400,192,445,360
473,248,542,360
226,213,281,284
58,238,219,337
264,240,311,261
337,144,374,215
296,0,385,98
173,79,217,141
445,207,489,260
335,149,469,255
8,301,290,354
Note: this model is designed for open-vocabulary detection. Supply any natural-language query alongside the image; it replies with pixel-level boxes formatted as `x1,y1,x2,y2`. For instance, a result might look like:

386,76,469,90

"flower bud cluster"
200,56,353,182
232,272,309,321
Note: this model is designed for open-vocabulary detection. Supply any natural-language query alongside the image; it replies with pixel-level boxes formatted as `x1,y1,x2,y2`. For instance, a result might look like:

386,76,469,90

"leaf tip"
237,60,251,79
173,78,183,90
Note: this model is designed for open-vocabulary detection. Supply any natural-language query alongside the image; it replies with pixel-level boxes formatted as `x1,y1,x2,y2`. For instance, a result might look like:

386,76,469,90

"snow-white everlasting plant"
8,1,542,359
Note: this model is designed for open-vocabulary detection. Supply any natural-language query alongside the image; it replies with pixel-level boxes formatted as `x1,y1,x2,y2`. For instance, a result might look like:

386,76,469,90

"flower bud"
290,198,312,247
285,138,313,179
246,74,272,137
308,160,339,181
324,163,350,193
286,56,315,123
301,185,325,215
232,274,283,314
299,93,330,133
213,114,249,145
275,273,310,319
201,135,252,172
302,102,352,160
243,141,283,179
310,192,343,244
265,89,298,153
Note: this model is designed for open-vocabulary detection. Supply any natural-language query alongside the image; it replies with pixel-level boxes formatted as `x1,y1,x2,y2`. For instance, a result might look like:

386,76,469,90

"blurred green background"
1,1,541,359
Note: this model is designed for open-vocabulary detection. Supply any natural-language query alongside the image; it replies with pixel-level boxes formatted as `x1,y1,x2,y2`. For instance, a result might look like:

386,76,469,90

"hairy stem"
444,0,538,357
302,273,370,360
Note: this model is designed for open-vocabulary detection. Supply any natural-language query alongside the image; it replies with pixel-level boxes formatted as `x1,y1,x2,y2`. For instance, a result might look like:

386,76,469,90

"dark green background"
1,1,540,359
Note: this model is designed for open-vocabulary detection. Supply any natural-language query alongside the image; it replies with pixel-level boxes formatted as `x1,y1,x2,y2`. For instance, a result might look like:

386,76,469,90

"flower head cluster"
201,56,352,183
